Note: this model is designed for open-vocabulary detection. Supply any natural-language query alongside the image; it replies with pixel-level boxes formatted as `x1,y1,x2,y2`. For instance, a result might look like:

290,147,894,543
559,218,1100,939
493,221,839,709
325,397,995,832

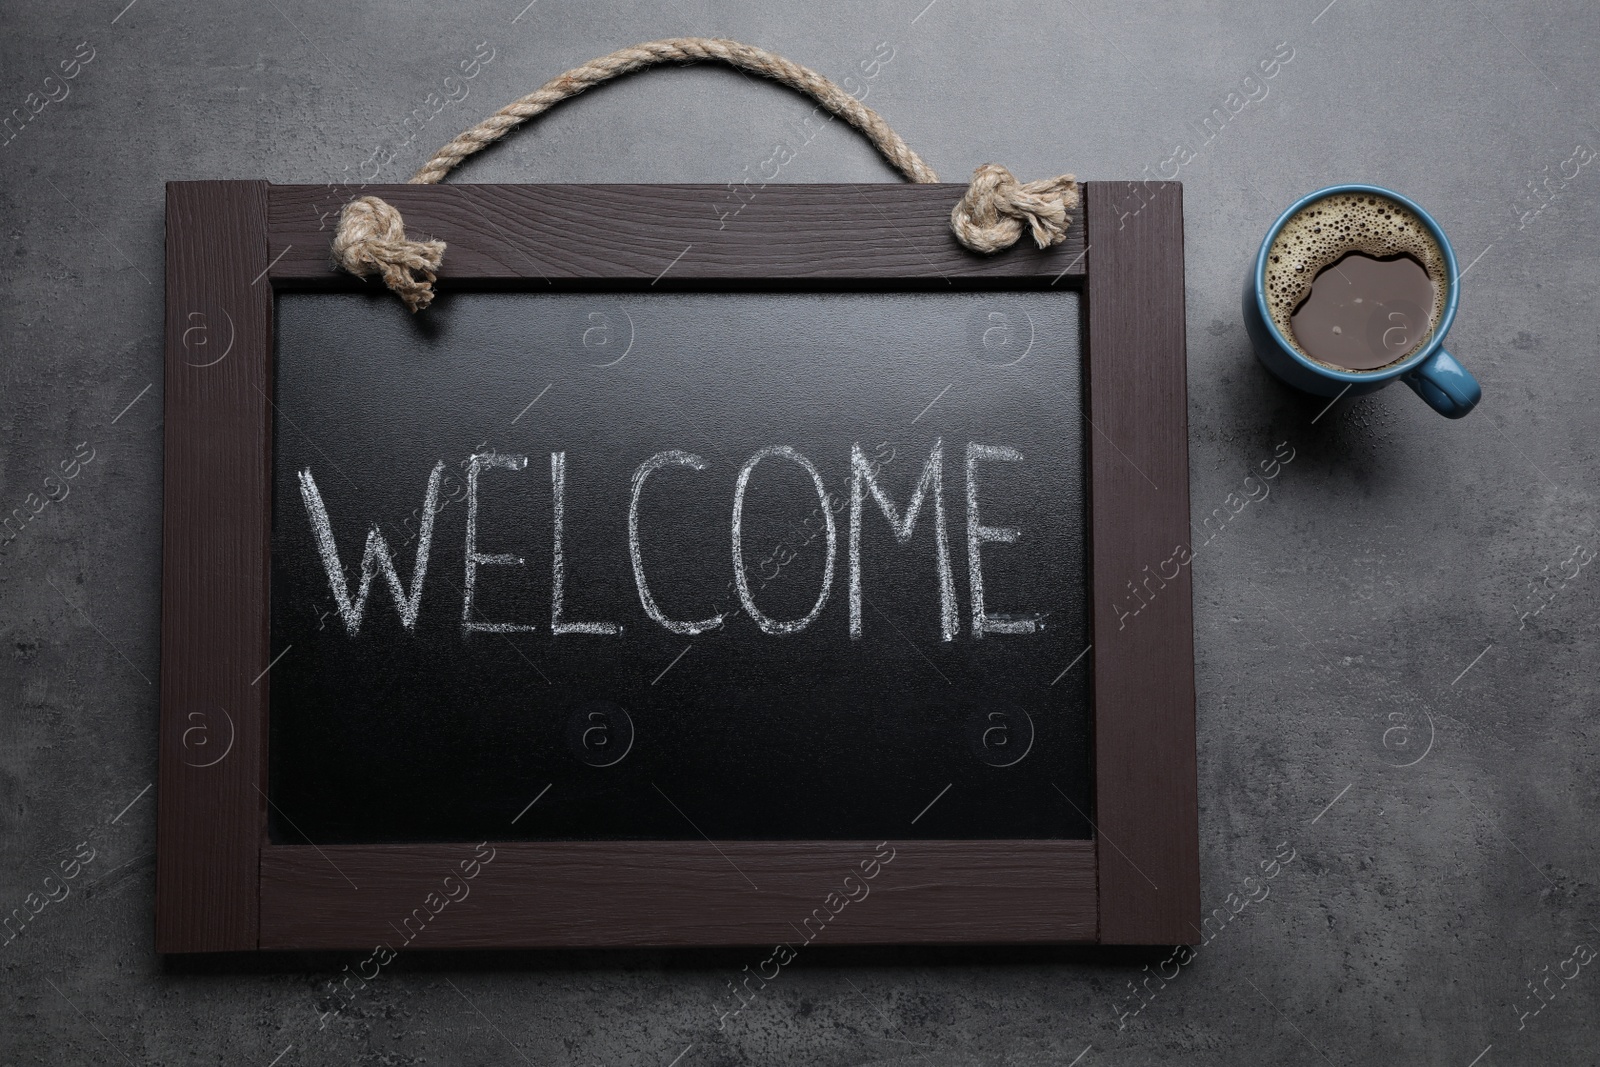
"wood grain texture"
156,181,273,952
1084,182,1201,945
258,840,1096,949
265,184,1089,286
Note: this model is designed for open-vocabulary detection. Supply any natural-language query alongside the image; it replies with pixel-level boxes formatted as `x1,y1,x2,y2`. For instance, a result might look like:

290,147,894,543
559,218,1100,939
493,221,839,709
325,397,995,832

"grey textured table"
3,1,1597,1063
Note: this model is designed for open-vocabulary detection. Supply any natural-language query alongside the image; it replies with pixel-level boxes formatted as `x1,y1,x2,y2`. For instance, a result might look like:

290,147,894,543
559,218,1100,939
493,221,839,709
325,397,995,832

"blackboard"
156,180,1197,951
268,291,1091,843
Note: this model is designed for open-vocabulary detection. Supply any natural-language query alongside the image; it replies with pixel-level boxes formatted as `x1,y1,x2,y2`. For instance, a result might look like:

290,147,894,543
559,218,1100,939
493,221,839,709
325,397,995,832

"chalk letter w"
297,463,445,634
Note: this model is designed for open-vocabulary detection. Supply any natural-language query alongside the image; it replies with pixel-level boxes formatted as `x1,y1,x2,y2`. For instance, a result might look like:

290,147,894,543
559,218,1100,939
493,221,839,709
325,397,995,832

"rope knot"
950,164,1080,255
331,196,446,312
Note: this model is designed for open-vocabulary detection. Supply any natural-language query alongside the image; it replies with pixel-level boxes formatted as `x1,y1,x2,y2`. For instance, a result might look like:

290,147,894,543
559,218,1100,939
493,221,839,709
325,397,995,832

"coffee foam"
1264,192,1449,368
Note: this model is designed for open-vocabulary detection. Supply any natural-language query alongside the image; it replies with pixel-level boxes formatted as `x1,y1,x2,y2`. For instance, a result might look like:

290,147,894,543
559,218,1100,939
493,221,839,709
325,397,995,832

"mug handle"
1402,348,1481,418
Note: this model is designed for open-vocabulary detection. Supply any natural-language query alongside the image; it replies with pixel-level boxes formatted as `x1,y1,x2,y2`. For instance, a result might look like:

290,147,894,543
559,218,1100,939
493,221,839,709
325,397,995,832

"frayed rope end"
331,196,446,312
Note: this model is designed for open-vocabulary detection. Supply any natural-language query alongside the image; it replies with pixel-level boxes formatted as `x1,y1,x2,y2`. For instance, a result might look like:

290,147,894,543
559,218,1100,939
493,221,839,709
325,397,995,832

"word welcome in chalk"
297,440,1043,641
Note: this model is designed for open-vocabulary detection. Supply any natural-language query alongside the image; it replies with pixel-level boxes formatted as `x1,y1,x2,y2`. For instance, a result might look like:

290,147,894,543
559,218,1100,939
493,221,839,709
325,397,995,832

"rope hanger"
332,37,1080,311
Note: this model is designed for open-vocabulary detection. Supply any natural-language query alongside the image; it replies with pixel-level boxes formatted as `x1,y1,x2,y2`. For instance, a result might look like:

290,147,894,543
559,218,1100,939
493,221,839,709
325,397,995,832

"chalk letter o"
733,446,836,635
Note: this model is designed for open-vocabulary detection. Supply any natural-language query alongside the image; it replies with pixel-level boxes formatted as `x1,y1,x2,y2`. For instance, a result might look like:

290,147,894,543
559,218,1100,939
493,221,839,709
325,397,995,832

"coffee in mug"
1244,183,1480,418
1262,192,1448,373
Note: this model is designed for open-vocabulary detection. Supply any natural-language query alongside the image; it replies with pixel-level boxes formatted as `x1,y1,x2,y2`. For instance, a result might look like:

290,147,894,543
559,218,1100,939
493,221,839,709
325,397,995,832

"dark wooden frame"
157,180,1196,951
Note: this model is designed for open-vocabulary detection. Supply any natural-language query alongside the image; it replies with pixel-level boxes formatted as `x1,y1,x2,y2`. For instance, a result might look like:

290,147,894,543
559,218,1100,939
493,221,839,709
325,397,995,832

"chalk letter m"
849,439,957,641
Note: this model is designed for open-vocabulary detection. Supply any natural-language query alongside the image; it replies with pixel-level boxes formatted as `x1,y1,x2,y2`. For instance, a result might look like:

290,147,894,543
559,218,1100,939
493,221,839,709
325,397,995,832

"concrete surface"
3,0,1598,1063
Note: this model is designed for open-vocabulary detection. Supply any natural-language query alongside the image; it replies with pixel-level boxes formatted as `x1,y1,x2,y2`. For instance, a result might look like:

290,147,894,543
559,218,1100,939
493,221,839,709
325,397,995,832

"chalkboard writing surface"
269,290,1090,843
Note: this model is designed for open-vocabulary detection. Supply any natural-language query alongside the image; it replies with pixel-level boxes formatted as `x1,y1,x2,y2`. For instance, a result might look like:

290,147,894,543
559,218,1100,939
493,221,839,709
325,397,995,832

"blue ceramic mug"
1243,184,1481,418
